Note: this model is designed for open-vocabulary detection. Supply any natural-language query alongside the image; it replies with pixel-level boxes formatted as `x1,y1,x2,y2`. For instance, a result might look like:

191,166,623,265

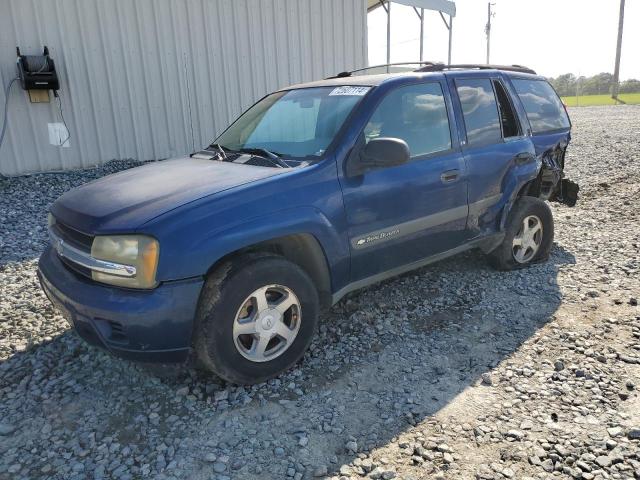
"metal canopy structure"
368,0,456,68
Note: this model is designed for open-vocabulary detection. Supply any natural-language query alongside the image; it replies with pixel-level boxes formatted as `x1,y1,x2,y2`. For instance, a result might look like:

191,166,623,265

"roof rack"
414,63,537,74
328,62,536,80
326,61,440,79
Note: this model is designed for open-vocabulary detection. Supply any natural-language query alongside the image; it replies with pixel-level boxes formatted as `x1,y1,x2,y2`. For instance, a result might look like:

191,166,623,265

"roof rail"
326,61,440,79
414,63,537,75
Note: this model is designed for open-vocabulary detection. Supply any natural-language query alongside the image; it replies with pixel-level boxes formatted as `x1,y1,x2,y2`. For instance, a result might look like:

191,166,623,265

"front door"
339,81,469,283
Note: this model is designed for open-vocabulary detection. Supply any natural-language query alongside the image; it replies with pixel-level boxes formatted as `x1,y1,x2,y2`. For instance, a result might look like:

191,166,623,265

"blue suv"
39,64,578,384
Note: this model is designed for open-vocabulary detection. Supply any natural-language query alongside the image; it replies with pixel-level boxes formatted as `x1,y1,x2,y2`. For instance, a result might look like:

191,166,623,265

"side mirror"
346,137,410,177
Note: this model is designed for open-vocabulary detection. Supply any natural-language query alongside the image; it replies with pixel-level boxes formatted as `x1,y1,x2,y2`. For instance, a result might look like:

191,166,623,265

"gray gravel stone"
312,465,328,477
627,427,640,440
0,423,16,436
213,462,226,473
1,107,640,479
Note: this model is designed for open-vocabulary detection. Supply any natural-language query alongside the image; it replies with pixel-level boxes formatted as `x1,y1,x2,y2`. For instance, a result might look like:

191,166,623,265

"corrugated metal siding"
0,0,367,175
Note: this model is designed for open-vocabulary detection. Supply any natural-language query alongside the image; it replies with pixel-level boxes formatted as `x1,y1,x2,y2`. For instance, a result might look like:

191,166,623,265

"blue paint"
39,69,573,362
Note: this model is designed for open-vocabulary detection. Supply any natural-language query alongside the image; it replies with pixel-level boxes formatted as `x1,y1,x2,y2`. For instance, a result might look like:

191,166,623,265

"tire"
194,253,319,384
488,196,554,271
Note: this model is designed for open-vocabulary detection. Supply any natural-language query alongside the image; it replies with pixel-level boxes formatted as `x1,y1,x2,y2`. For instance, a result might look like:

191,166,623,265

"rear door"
339,80,469,282
449,74,535,238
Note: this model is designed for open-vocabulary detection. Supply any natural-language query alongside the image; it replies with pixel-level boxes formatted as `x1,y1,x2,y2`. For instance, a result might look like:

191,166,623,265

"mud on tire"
194,253,319,385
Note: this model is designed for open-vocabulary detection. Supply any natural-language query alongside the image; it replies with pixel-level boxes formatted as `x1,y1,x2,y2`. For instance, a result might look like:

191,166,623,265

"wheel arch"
499,174,542,232
204,233,333,308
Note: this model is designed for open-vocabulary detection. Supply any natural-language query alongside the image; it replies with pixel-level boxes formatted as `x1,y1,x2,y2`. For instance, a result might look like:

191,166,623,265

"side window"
456,78,502,146
493,80,521,138
512,79,570,134
364,83,451,158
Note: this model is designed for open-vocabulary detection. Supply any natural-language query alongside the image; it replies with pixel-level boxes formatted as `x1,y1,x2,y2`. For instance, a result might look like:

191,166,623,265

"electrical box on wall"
16,46,59,103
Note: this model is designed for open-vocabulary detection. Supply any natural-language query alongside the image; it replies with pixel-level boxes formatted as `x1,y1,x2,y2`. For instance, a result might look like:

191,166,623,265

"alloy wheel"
512,215,543,264
232,285,301,362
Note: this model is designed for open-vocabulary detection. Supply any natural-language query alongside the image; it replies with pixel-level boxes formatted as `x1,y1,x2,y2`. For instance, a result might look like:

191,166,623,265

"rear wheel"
488,196,554,271
194,253,319,384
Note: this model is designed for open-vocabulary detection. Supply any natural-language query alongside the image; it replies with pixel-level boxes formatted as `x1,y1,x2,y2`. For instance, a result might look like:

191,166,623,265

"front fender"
155,206,350,291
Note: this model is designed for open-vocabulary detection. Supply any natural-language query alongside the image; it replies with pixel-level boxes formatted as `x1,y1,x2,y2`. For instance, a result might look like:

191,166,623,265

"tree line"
548,73,640,97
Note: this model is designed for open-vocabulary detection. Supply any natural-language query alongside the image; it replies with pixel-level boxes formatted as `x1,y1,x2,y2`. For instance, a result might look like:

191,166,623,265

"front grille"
51,218,94,279
52,221,94,252
60,256,92,279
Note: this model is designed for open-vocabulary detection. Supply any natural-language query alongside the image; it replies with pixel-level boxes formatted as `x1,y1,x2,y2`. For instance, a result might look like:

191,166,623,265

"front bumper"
38,246,204,363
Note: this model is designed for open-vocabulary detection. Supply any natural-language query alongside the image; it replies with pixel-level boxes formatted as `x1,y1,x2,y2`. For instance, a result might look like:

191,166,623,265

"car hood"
51,158,283,233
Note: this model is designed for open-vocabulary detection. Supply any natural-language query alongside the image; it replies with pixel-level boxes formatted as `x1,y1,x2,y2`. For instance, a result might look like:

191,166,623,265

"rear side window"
364,83,451,158
456,79,502,146
512,79,570,134
493,80,521,138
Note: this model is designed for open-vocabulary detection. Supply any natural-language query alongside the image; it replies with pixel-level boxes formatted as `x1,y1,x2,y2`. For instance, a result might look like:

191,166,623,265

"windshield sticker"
329,86,370,96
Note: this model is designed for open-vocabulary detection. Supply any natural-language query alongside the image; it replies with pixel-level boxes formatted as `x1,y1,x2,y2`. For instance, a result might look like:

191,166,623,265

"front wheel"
194,253,319,385
488,196,554,271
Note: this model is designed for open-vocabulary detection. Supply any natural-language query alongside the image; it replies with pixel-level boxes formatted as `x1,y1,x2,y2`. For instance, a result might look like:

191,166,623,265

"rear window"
512,79,570,134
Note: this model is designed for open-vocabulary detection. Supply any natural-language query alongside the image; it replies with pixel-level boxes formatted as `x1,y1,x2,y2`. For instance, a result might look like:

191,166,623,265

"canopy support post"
386,1,392,71
420,8,425,61
439,11,453,65
448,15,453,64
370,1,456,68
412,7,425,62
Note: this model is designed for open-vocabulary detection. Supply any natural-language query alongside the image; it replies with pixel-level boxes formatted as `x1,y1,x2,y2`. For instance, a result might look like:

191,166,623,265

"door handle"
440,169,460,183
514,152,535,165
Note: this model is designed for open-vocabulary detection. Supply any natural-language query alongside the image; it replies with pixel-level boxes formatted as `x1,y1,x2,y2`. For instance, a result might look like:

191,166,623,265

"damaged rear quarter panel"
531,130,569,190
530,131,579,206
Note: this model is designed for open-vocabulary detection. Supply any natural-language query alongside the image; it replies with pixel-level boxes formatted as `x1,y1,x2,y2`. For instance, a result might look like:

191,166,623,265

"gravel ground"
1,105,639,480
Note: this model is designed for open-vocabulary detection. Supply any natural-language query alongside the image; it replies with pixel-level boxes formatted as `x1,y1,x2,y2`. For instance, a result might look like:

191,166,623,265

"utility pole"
612,0,625,102
485,2,495,64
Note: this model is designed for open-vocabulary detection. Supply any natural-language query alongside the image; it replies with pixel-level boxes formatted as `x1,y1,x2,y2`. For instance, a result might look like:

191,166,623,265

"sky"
368,0,640,80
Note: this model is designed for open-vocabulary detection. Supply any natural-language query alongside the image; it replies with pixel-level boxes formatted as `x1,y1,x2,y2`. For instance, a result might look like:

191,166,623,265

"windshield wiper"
236,147,291,168
203,142,231,160
210,143,228,160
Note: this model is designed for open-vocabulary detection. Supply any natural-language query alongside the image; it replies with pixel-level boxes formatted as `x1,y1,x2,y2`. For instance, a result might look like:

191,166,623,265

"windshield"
215,86,370,159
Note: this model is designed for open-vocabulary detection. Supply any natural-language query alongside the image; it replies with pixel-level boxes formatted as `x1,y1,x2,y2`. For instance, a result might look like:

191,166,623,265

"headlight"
91,235,159,289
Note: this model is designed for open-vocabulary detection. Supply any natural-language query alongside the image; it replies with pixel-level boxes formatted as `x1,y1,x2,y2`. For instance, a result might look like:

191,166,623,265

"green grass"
561,93,640,107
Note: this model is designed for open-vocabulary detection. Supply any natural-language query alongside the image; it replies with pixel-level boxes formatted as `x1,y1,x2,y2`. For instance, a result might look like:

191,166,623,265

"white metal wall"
0,0,368,175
